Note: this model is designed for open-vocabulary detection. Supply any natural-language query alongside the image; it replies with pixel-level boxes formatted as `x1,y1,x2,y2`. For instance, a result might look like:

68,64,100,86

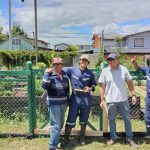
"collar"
108,64,120,71
52,70,64,76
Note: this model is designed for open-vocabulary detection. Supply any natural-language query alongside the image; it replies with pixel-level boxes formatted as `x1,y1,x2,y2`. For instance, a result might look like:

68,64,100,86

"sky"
1,0,150,47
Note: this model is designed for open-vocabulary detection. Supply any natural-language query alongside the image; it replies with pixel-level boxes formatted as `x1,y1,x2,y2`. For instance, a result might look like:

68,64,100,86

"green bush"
35,80,44,96
0,82,15,96
33,62,47,69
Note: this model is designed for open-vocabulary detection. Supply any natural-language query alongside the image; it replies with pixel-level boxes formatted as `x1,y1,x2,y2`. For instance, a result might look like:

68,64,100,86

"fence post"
100,62,108,133
26,61,36,134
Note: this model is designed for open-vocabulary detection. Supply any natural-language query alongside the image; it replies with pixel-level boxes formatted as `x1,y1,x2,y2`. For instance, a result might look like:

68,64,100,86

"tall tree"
0,27,8,43
12,22,28,37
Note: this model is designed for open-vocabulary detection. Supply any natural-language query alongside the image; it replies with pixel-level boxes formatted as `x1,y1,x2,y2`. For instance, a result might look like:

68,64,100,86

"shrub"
33,62,46,69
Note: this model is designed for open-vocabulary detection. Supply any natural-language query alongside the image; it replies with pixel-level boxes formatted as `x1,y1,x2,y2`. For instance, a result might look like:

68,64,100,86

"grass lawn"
0,137,150,150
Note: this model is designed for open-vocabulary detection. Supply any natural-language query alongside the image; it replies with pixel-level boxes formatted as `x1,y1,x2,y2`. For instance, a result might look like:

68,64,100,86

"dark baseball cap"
107,53,118,60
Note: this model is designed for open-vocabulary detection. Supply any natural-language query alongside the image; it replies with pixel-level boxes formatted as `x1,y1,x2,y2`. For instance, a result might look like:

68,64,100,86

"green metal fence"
0,61,36,137
0,62,147,137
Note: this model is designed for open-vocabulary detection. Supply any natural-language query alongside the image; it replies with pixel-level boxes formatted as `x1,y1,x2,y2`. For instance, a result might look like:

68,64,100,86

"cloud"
0,10,9,32
3,0,150,46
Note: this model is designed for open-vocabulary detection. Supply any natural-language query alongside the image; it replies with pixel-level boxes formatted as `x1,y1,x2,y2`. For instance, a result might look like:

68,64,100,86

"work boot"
61,125,72,147
145,126,150,144
80,124,86,145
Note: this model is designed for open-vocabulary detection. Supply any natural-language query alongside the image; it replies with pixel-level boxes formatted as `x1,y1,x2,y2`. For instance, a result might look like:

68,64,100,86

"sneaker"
127,139,139,149
107,139,116,145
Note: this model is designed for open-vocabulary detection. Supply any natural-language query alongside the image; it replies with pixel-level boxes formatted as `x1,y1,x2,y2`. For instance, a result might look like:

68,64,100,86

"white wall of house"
125,31,150,49
103,39,116,47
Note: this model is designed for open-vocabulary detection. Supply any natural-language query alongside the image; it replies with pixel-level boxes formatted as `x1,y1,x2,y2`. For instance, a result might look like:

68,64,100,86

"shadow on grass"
60,136,150,150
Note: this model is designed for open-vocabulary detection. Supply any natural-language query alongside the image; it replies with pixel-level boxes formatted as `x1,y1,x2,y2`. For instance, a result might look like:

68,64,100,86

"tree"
12,22,28,38
65,45,79,52
0,27,8,43
114,35,125,65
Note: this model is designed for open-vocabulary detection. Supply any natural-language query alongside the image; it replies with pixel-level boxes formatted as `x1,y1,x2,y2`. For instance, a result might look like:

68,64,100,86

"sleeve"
90,71,97,91
63,67,73,78
42,72,51,89
98,70,105,84
125,67,132,81
139,66,147,74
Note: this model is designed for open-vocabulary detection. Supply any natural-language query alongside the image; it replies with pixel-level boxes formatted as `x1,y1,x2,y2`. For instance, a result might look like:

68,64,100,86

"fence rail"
0,63,147,138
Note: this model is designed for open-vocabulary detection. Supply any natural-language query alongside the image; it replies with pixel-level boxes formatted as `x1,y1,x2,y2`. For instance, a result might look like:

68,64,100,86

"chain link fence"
0,64,147,137
0,70,30,135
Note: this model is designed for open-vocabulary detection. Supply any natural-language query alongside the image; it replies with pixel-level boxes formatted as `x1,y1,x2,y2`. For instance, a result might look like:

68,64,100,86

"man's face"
53,63,63,72
107,59,119,69
79,58,89,68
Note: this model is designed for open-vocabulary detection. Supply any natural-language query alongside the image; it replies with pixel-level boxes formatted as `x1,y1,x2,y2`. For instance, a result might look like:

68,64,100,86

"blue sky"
1,0,150,46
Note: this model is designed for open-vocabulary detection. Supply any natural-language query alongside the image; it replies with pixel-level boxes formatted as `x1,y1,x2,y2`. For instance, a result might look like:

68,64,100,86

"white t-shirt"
98,65,132,103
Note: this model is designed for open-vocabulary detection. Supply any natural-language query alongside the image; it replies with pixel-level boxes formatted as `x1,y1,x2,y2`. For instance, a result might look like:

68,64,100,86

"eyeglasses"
53,63,63,66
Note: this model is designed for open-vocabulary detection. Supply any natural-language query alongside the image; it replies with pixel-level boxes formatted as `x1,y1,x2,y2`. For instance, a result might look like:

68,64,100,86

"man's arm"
131,56,140,70
126,80,137,105
42,72,51,89
99,83,108,114
99,83,106,107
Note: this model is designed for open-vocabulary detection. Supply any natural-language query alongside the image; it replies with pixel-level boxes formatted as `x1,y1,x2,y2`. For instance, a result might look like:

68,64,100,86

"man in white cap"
98,53,139,148
61,54,97,146
42,57,69,150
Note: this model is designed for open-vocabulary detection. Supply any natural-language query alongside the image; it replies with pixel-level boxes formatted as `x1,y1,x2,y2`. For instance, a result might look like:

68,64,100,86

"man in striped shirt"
42,57,69,150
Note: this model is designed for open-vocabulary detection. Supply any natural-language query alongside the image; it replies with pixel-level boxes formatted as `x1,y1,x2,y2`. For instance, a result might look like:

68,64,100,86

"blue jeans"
107,101,133,140
48,104,67,149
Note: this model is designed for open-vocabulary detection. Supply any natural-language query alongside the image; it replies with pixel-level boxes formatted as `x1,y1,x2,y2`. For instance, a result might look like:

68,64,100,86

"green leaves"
0,50,78,69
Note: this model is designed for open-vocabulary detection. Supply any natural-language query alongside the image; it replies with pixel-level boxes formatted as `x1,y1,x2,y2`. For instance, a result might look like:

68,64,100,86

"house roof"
123,30,150,38
104,46,150,54
54,43,69,46
26,37,49,44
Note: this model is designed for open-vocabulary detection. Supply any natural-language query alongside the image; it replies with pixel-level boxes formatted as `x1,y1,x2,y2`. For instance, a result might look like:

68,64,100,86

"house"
54,43,69,51
0,35,51,51
93,30,150,60
54,43,97,53
54,42,99,67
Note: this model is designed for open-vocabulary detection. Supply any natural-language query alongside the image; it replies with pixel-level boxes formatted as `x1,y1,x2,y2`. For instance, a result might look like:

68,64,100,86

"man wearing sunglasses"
42,57,69,150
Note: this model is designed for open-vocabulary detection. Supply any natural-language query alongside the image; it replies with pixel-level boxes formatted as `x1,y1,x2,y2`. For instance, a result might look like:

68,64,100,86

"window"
134,38,144,47
12,39,21,45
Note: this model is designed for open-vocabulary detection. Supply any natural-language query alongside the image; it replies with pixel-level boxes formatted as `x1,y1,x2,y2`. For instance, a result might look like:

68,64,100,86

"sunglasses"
53,63,63,66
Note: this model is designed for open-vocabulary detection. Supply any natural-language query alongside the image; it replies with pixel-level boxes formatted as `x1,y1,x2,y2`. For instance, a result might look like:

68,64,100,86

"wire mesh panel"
33,69,50,131
0,70,30,135
33,69,102,136
33,68,147,136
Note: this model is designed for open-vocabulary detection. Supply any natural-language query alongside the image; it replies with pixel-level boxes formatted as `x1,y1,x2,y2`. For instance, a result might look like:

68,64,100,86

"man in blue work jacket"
61,54,97,146
131,56,150,141
42,57,69,150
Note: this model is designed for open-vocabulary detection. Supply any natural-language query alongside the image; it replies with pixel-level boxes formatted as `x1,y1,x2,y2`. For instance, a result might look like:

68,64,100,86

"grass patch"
0,137,150,150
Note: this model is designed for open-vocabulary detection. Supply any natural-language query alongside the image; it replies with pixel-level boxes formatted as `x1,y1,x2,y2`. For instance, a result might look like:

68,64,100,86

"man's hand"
45,68,53,73
132,95,137,105
84,86,91,93
100,100,108,115
100,100,106,109
131,56,137,63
